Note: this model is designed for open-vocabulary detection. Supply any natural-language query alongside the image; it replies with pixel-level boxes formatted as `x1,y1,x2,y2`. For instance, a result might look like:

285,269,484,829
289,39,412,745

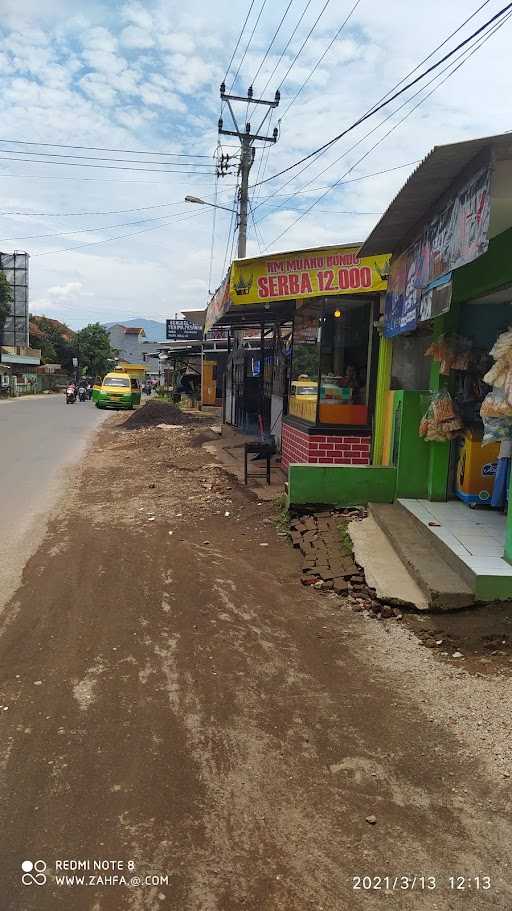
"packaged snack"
480,389,512,418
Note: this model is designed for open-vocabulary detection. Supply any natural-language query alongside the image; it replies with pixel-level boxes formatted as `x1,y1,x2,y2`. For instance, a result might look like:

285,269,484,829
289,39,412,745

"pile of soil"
121,400,199,430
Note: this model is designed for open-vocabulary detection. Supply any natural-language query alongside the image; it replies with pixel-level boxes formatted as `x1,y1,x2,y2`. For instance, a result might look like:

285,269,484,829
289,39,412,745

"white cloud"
0,0,509,327
122,1,154,31
159,32,195,54
47,281,84,298
120,25,154,49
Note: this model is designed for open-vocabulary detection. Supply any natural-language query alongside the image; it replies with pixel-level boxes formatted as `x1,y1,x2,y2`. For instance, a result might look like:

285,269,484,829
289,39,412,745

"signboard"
166,318,203,341
204,274,231,333
418,273,453,323
384,165,492,337
72,356,78,367
230,245,390,305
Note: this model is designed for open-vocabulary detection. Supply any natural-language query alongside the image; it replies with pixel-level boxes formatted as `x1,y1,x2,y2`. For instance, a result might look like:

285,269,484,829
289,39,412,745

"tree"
0,270,13,357
30,315,75,370
75,323,115,379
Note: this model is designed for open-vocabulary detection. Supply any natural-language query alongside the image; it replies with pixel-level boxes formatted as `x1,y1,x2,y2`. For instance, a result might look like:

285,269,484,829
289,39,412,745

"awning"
360,131,512,257
205,242,389,331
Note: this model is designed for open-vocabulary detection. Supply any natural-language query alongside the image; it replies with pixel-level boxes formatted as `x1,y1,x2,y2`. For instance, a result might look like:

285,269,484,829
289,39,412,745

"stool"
244,442,274,485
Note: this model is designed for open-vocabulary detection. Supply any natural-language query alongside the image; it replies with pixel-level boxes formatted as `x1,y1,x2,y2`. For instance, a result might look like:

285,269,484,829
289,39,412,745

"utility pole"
218,84,280,258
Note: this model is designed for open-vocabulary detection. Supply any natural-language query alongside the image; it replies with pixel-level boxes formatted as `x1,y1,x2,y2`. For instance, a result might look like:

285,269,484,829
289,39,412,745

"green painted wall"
505,469,512,565
452,227,512,304
287,464,397,507
373,336,392,464
392,390,431,498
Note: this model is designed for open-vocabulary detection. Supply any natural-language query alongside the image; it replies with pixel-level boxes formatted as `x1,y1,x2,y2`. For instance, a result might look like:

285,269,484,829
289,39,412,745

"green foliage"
337,523,353,556
273,493,291,536
75,323,115,378
0,271,13,339
29,315,75,370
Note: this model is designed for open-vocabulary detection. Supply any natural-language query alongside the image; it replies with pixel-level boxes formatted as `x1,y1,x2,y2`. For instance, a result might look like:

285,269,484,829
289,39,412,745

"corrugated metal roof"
359,131,512,257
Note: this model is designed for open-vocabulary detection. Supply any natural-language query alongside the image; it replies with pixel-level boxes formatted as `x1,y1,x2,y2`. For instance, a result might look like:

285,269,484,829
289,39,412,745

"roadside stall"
205,243,389,466
359,130,512,600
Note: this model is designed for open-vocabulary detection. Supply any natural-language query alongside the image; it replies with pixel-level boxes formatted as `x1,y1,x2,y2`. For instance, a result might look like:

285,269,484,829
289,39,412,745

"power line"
0,155,215,175
259,4,511,220
0,167,213,186
221,181,240,277
208,170,220,295
253,0,512,187
32,209,207,257
0,137,210,158
0,210,199,242
364,0,494,117
0,200,190,216
223,0,258,82
230,0,270,91
252,160,419,216
256,0,314,101
277,0,333,90
250,0,295,87
280,0,362,121
263,8,511,250
0,147,213,167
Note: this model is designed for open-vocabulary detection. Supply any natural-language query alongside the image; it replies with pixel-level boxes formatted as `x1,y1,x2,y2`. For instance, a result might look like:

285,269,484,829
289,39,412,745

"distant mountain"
103,318,167,341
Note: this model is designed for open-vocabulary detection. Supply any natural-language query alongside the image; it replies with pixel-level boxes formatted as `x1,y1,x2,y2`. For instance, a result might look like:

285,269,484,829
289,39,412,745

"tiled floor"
399,498,512,578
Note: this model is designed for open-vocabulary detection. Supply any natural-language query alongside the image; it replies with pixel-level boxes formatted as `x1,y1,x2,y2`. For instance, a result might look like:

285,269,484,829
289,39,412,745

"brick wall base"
282,420,371,470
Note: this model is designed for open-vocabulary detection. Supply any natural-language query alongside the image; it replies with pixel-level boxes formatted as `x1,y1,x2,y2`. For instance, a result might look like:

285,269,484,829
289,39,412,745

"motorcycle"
66,385,76,404
78,386,86,402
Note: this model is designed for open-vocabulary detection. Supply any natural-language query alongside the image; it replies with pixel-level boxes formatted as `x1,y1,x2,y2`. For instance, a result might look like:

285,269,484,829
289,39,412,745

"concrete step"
349,516,429,610
369,503,474,610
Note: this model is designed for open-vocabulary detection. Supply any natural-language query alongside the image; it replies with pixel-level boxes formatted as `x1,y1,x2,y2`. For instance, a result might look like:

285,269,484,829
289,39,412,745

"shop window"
318,300,371,425
288,298,374,426
289,303,321,424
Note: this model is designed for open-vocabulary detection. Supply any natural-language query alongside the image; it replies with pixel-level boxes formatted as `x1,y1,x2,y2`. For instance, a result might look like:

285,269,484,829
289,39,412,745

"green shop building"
289,131,512,602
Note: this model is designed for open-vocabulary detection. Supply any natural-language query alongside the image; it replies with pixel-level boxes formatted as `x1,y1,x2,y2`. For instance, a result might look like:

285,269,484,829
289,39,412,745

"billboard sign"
166,319,203,341
230,245,390,305
384,164,492,337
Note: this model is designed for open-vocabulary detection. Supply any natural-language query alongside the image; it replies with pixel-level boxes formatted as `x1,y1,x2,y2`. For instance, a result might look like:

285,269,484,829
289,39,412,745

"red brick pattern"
282,422,371,469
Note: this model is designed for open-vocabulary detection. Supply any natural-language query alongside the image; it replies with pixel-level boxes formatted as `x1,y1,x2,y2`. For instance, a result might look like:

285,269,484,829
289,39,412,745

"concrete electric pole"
218,84,280,258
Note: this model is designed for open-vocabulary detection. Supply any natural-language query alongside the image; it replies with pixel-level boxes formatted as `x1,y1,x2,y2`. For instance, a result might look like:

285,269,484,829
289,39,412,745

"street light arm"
184,195,236,214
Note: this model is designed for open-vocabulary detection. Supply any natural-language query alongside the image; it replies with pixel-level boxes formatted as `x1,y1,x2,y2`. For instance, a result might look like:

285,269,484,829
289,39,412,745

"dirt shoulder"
0,410,511,910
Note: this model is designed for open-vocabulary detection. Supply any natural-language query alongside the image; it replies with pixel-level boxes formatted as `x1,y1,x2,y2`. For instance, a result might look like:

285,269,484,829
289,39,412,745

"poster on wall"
384,164,492,337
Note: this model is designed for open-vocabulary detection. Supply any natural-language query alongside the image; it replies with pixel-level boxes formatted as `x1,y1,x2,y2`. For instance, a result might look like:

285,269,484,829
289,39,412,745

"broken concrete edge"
289,507,409,621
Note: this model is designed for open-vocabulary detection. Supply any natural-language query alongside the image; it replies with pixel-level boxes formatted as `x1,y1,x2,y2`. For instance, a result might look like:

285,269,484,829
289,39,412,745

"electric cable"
250,0,295,88
256,5,510,223
256,0,314,101
0,138,212,157
208,170,220,294
280,0,362,121
263,7,512,249
0,156,216,175
0,210,202,242
252,0,512,187
0,147,214,167
32,209,208,257
223,0,258,82
277,0,332,90
230,0,270,91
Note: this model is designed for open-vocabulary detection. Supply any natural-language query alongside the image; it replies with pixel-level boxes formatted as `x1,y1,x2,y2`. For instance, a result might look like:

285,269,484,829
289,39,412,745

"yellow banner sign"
230,245,389,305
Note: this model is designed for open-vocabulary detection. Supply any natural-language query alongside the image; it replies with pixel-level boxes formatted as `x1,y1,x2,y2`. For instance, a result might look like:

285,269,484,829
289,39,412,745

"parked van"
94,372,141,410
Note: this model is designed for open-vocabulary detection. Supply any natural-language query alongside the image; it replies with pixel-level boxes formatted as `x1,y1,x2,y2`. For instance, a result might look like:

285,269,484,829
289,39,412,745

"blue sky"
0,0,510,328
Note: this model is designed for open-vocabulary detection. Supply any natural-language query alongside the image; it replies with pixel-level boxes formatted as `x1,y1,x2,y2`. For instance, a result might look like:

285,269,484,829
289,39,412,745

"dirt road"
1,409,511,910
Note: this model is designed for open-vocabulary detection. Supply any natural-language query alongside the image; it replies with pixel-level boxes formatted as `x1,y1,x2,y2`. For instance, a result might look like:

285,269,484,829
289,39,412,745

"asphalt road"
0,394,107,610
